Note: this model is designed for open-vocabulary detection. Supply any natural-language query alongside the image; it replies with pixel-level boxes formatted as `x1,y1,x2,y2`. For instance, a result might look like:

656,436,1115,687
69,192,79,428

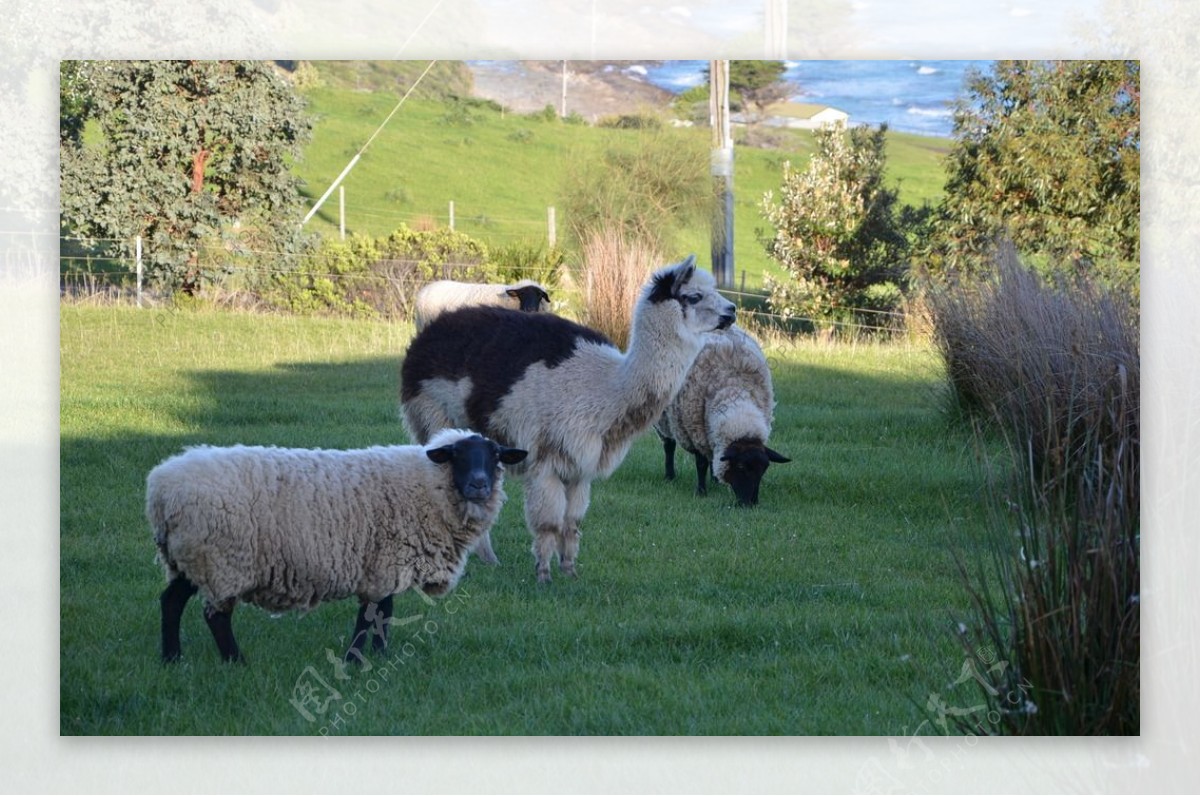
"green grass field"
61,304,994,735
294,91,948,292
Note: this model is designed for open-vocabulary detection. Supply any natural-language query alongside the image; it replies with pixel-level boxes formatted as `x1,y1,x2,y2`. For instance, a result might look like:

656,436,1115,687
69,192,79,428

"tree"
928,60,1139,287
690,61,790,126
728,60,790,122
60,60,314,294
760,122,909,333
59,61,95,145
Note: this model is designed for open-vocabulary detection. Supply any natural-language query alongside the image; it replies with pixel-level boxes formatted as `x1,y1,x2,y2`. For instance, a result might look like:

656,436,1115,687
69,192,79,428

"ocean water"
641,60,993,138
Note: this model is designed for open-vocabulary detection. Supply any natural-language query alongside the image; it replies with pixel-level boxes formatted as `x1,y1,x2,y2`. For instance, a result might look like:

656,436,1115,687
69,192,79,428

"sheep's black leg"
203,602,244,663
346,595,394,663
346,600,373,663
694,453,710,496
160,576,198,663
662,436,677,480
372,595,394,652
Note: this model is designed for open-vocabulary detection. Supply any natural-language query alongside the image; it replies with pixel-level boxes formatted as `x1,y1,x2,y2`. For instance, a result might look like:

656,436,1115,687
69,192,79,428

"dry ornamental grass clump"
926,246,1139,735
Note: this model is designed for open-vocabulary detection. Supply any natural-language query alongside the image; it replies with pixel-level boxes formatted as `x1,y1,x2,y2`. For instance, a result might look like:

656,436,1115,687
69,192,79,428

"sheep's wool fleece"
414,279,545,329
147,430,506,612
659,326,775,476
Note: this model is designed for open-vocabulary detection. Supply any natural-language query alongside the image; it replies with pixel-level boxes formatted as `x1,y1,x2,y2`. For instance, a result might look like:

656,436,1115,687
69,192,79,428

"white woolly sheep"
413,278,550,331
400,254,737,582
654,325,790,506
148,429,527,663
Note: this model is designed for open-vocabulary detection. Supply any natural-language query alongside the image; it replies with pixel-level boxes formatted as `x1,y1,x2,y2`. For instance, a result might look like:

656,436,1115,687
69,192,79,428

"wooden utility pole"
709,60,735,289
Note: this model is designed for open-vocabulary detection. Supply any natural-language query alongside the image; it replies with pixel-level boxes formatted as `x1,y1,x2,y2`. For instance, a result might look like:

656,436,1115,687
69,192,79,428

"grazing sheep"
654,325,791,506
148,429,527,663
400,254,736,582
413,278,550,331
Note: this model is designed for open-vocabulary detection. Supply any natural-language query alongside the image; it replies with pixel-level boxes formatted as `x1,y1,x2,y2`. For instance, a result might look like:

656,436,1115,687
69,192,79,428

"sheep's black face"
507,285,551,313
427,434,528,503
719,438,791,507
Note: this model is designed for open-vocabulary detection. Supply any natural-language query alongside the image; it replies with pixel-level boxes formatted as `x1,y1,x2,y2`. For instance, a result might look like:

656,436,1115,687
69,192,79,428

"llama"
400,254,736,582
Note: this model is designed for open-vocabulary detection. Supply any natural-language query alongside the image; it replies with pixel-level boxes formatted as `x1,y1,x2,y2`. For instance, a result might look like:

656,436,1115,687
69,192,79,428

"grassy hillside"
61,305,991,735
293,88,949,291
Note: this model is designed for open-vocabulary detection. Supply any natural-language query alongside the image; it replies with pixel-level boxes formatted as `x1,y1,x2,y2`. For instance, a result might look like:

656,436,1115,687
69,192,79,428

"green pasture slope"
294,88,949,291
61,305,992,735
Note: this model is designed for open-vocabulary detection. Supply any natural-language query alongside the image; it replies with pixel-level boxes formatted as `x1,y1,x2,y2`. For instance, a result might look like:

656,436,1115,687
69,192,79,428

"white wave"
907,106,953,118
624,64,648,76
917,66,939,75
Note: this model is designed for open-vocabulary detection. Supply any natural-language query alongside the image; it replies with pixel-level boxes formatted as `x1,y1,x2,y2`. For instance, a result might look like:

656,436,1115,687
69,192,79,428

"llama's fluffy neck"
611,299,704,436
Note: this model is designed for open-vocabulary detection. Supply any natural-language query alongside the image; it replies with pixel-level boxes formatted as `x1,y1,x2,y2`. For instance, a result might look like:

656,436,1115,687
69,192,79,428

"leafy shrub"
672,85,710,125
439,96,502,127
597,113,663,130
486,241,564,290
531,104,559,123
270,225,489,319
560,128,711,254
925,246,1139,734
760,122,909,336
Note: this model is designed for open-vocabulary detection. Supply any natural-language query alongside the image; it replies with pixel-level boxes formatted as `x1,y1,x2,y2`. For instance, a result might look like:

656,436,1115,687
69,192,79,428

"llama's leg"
662,436,677,480
694,452,710,496
160,576,198,663
203,599,245,663
524,467,567,584
559,479,592,578
402,392,464,445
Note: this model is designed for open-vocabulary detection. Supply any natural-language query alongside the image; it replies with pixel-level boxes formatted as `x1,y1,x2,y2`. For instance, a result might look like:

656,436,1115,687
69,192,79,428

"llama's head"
645,255,736,337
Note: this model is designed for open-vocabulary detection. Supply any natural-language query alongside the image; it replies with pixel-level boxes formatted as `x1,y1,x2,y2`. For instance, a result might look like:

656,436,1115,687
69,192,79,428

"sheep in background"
148,429,527,663
401,254,737,582
413,278,550,331
655,325,791,506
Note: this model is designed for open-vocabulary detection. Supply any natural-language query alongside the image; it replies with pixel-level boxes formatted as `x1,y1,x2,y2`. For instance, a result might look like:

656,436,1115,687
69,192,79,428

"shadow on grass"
61,345,988,735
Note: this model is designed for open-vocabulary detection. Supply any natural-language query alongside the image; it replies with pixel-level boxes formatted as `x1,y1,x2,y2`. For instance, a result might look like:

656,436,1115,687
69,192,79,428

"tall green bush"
59,60,314,295
926,60,1139,292
760,122,909,334
270,225,489,319
560,128,712,255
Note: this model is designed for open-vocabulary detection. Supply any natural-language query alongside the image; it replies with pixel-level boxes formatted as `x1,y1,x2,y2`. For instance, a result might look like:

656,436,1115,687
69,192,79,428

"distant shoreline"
468,60,675,122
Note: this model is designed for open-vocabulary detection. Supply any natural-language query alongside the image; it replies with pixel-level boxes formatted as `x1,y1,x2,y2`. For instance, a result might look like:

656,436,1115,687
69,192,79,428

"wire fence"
58,234,915,338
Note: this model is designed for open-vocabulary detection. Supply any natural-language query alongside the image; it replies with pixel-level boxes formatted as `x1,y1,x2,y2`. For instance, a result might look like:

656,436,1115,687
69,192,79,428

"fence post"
339,186,345,240
136,235,143,308
547,206,556,248
449,200,455,232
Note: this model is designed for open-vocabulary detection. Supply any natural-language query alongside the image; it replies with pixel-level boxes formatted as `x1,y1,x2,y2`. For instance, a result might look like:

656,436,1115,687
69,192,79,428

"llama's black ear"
676,253,697,282
648,254,698,304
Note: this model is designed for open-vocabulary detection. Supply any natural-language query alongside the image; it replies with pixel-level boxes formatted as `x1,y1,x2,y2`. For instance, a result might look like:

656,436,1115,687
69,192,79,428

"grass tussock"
925,246,1139,734
576,227,661,349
